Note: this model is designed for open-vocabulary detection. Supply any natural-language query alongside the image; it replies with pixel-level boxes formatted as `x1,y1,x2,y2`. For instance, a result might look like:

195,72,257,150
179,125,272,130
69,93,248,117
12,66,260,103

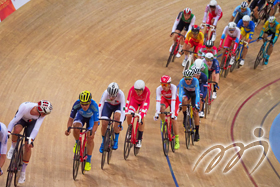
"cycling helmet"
209,0,217,7
268,16,276,24
107,82,119,97
228,22,237,30
192,67,201,75
160,75,171,83
184,8,192,15
191,25,200,33
134,80,145,90
240,1,248,9
242,15,251,22
183,69,194,78
193,59,205,70
79,90,92,103
37,100,53,115
205,52,214,61
205,40,214,48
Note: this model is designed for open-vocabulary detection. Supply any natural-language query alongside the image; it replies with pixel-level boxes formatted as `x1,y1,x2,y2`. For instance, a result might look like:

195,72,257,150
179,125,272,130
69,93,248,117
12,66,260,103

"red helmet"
160,75,171,83
37,100,53,114
184,8,192,15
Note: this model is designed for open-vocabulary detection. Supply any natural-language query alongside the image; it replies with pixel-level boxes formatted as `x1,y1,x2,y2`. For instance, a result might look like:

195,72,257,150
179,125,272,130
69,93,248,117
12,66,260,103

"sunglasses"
161,83,170,87
184,77,192,80
209,6,216,8
80,102,90,106
229,29,235,31
135,89,143,92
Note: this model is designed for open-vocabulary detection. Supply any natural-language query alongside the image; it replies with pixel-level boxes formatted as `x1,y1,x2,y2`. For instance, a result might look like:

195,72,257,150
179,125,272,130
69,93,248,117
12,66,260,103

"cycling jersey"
232,6,251,17
204,58,220,76
260,21,280,44
172,12,196,33
185,31,204,45
198,45,218,59
0,122,8,154
273,0,280,6
178,77,200,106
220,26,241,52
125,86,150,119
156,84,179,117
197,72,208,99
190,62,209,79
99,90,126,122
70,99,99,129
203,5,223,26
237,20,255,40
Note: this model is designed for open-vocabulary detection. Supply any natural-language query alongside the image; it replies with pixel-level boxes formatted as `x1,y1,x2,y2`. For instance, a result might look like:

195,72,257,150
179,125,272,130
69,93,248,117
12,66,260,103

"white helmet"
107,82,119,96
228,22,237,30
209,0,217,6
193,59,204,70
134,80,145,90
205,53,214,61
268,16,276,23
240,1,248,8
37,100,53,115
242,15,251,22
183,69,194,78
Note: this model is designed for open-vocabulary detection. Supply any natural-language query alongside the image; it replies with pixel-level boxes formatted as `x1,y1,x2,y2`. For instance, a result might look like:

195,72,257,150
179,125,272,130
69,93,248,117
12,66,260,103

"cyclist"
154,75,180,149
125,80,150,148
198,40,218,59
204,53,220,99
249,0,266,25
190,59,209,79
0,122,8,176
170,8,196,58
182,25,204,67
178,69,200,141
99,82,125,153
65,91,99,171
7,100,53,183
230,1,251,24
237,15,255,66
271,0,280,17
218,22,241,65
191,67,208,118
201,0,223,41
257,16,280,64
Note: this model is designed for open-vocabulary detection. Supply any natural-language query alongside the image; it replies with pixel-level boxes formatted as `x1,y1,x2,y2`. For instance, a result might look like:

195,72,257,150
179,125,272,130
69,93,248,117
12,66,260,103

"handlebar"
200,23,215,30
156,112,174,116
98,118,122,128
10,133,32,144
125,112,142,122
182,50,197,54
170,32,186,40
67,126,92,135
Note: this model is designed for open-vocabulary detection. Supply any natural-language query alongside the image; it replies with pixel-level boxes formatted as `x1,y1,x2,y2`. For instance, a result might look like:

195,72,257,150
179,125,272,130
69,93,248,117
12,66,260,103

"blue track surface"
269,113,280,164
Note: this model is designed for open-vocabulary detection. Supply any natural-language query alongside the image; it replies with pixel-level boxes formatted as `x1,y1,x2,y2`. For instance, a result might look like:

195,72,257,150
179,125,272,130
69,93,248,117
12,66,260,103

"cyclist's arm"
194,79,200,106
273,24,280,44
237,19,243,29
219,27,227,47
273,0,280,6
199,32,204,46
213,6,222,26
125,87,133,113
98,91,107,119
155,86,162,114
202,73,208,99
7,104,25,133
202,5,209,23
203,63,209,79
187,15,196,33
178,79,185,103
172,12,182,33
170,84,177,116
231,6,239,19
233,29,241,53
119,90,126,123
29,117,45,141
139,88,150,119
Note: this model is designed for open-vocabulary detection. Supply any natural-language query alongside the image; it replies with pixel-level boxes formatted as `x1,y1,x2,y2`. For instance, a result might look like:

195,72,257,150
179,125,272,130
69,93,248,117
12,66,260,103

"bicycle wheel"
73,141,80,180
231,48,240,72
224,56,230,78
124,125,132,160
134,129,140,156
107,127,114,165
14,144,24,186
6,146,18,187
166,42,177,67
204,92,208,119
208,89,212,114
101,129,110,169
171,124,175,153
162,122,169,156
258,8,265,24
254,44,265,69
191,118,195,146
81,144,87,175
220,56,225,77
184,114,191,149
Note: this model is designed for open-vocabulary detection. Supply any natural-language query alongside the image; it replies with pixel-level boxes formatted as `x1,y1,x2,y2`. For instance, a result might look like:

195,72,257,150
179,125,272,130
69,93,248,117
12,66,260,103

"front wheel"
162,122,169,156
107,127,115,165
6,146,18,187
14,144,24,186
124,125,132,160
166,42,177,67
101,130,110,170
81,145,87,175
171,124,175,153
134,129,140,156
254,44,265,69
73,141,80,180
224,56,231,78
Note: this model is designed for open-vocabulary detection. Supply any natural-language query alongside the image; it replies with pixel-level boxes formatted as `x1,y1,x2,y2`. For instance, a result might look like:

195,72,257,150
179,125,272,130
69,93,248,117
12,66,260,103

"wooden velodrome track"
0,0,280,186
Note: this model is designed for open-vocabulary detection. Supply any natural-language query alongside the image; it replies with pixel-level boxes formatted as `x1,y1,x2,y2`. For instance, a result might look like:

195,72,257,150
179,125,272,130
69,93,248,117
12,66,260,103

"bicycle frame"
200,23,216,43
68,127,88,163
231,40,248,71
158,112,174,142
125,112,141,145
182,49,197,73
166,32,186,67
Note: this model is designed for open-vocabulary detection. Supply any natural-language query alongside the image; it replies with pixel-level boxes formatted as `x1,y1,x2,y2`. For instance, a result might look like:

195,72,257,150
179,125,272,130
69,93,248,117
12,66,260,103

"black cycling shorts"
250,0,266,11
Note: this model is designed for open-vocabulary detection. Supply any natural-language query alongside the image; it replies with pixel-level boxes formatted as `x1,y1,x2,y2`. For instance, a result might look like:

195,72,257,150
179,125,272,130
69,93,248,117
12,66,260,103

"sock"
213,86,217,92
266,55,270,60
86,155,92,163
11,141,17,149
114,133,119,142
22,160,29,172
184,55,188,60
196,125,199,134
138,131,143,140
175,135,179,142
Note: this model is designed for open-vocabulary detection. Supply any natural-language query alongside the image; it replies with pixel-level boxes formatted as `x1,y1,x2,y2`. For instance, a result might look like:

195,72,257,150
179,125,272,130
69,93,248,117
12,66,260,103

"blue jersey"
178,77,200,105
232,6,251,17
198,72,208,99
207,58,220,74
70,99,99,128
237,20,255,39
273,0,280,6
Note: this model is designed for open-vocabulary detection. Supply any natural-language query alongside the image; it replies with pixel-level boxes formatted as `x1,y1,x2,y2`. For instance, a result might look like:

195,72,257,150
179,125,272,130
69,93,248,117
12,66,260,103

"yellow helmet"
79,90,92,103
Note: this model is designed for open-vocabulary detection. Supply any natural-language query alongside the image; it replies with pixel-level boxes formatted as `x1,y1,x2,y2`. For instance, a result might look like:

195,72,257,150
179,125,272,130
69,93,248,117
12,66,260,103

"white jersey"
203,5,222,26
155,84,177,117
99,90,126,123
0,122,8,154
222,26,241,38
7,102,46,140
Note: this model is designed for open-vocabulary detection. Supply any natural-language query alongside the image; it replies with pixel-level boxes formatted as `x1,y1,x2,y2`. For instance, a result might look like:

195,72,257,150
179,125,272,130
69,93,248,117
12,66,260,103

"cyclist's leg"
126,98,138,126
266,32,276,64
205,12,213,36
190,92,200,141
138,101,149,141
241,33,250,61
85,119,98,170
112,105,121,150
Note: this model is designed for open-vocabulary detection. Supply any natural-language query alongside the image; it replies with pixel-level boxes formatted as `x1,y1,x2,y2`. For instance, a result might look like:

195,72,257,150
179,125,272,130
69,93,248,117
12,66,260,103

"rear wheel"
254,44,265,69
124,125,132,160
134,129,140,156
162,122,169,156
14,144,24,186
224,56,231,78
73,141,80,180
166,42,177,67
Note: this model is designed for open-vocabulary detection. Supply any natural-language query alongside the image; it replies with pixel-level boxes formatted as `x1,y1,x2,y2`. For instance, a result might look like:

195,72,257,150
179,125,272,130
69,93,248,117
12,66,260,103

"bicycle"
6,132,29,187
230,40,249,72
166,32,186,67
181,104,195,149
254,37,272,69
219,47,234,78
182,48,197,73
204,81,217,119
99,118,121,170
200,23,216,44
257,1,275,25
157,112,175,156
67,126,90,180
123,112,141,160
